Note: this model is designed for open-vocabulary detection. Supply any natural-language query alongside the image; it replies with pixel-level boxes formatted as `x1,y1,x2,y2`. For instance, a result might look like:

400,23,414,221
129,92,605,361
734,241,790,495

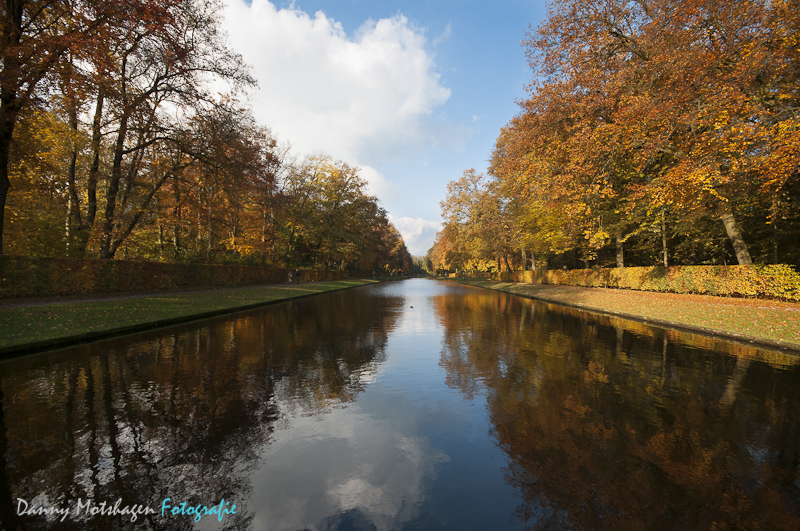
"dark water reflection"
0,285,399,530
1,279,799,530
436,287,800,530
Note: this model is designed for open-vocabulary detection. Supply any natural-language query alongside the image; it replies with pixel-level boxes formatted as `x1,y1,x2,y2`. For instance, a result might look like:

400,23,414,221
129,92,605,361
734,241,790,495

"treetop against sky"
4,0,795,265
220,0,547,255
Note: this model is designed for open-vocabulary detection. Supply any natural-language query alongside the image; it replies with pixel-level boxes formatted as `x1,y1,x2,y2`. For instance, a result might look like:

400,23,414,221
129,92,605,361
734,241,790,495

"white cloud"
358,165,400,202
389,215,442,256
221,0,452,166
432,22,452,47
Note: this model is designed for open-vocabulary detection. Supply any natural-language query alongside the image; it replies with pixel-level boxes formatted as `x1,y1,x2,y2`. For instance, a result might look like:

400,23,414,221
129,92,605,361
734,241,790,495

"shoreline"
457,279,800,353
4,277,798,360
0,279,377,358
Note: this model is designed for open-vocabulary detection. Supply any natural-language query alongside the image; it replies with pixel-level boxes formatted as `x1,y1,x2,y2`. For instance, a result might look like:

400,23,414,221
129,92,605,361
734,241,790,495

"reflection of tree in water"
435,291,800,530
0,288,397,530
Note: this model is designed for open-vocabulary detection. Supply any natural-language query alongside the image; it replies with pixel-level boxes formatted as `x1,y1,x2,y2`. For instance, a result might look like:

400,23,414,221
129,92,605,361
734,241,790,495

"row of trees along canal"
0,0,412,274
429,0,800,274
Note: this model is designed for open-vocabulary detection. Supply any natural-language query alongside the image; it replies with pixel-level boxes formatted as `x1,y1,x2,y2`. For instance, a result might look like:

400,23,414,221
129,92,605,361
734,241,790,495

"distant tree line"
1,0,411,273
429,0,799,273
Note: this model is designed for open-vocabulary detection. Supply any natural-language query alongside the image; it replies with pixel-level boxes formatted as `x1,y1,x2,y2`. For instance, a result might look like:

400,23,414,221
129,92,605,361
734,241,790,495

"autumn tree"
163,103,279,261
273,155,408,271
489,0,800,268
1,0,254,259
491,105,598,267
437,169,518,273
92,0,252,259
428,223,461,274
2,1,412,270
3,108,76,255
0,0,121,254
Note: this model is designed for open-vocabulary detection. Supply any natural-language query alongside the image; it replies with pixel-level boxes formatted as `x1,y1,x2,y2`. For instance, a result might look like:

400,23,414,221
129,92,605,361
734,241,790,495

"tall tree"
438,169,517,272
0,0,122,254
94,0,252,259
491,0,800,267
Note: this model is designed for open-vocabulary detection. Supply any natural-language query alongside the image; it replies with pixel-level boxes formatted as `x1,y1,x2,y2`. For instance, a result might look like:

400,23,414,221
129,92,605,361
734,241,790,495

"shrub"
483,264,800,301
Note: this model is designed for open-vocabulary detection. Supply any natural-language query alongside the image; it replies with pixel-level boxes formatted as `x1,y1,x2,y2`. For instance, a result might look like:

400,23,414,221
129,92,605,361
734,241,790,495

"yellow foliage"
518,264,800,301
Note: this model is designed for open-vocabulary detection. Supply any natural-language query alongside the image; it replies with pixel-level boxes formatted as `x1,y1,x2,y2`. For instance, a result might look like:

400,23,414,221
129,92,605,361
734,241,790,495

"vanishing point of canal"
1,279,799,530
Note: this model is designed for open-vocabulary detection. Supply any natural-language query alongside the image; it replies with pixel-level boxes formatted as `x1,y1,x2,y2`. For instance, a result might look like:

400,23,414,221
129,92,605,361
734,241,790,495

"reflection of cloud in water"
392,300,435,339
250,406,449,531
375,283,445,343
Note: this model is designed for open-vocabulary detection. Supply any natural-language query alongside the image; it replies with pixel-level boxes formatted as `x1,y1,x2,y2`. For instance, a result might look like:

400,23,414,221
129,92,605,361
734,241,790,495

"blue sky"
221,0,548,255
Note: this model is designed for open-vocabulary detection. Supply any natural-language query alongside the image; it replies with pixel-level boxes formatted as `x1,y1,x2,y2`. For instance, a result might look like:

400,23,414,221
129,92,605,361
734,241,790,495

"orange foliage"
469,0,800,268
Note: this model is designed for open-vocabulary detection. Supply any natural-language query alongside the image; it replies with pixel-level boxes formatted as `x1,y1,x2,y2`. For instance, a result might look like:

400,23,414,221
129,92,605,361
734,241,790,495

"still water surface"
1,279,800,530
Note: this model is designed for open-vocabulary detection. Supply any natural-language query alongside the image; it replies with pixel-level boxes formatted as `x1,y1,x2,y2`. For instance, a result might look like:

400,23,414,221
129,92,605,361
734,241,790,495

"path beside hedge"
0,279,377,357
460,280,800,351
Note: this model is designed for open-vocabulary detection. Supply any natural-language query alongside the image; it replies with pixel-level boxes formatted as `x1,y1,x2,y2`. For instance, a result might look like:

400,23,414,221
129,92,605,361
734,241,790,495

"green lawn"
0,280,376,354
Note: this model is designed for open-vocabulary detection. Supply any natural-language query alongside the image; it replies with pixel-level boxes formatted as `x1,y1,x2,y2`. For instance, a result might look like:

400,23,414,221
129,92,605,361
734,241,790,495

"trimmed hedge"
0,256,348,299
487,264,800,301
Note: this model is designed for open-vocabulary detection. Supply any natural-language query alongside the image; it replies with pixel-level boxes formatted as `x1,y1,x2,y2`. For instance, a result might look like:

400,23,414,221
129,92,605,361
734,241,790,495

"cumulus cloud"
221,0,452,166
358,165,401,203
389,215,442,256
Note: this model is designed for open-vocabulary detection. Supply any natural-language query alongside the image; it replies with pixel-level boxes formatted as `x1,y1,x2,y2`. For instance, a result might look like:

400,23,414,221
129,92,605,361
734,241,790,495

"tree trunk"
521,248,527,272
65,196,72,252
502,253,512,272
720,202,752,265
261,205,268,245
207,200,214,255
0,113,14,255
0,0,22,256
173,175,181,251
196,211,203,246
772,196,779,264
100,111,129,259
774,221,778,264
661,211,668,267
615,228,624,268
66,105,82,255
270,206,276,264
87,91,104,227
73,91,105,255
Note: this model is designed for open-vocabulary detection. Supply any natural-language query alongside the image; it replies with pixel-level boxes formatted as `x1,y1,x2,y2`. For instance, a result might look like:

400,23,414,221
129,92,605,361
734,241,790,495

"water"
1,279,799,530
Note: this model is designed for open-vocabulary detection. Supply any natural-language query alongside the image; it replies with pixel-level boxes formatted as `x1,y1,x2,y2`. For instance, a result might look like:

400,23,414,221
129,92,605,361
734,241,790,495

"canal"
1,278,799,530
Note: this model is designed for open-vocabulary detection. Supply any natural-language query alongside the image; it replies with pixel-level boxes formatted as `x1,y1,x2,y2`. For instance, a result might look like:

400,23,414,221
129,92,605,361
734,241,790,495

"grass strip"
0,279,376,356
458,279,800,351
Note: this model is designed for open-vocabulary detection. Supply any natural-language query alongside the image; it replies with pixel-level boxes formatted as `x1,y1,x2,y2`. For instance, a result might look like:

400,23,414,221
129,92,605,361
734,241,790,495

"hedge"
486,264,800,301
0,256,348,299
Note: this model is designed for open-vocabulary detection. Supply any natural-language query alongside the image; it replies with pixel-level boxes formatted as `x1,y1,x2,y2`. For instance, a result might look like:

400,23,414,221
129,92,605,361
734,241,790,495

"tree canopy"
1,0,411,272
430,0,800,273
